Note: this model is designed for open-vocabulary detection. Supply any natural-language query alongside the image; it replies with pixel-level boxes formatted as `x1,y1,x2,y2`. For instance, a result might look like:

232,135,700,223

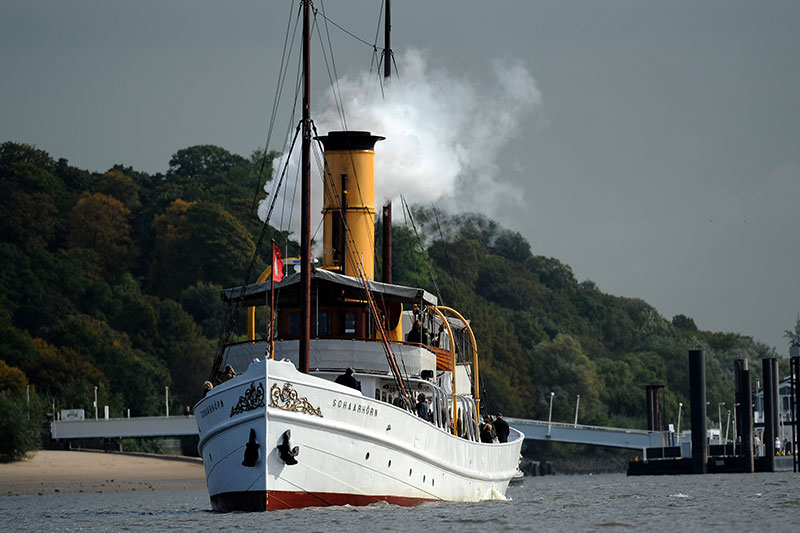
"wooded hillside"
0,141,783,458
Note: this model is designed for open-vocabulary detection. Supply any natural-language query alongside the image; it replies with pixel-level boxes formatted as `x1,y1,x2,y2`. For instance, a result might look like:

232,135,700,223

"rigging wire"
272,13,305,228
400,195,443,305
267,126,302,234
307,9,411,401
212,4,306,368
213,1,459,415
313,4,379,49
250,2,302,213
209,2,301,379
312,1,420,399
371,0,385,98
309,121,414,408
432,205,463,309
373,0,385,53
314,9,386,290
313,3,395,302
315,1,348,130
429,207,482,414
211,123,301,376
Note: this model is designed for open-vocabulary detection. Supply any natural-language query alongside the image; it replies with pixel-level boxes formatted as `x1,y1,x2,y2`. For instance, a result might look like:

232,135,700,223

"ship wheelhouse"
219,268,480,440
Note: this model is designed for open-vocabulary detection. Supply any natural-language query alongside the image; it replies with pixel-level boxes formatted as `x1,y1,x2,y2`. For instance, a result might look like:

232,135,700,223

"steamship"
193,3,523,512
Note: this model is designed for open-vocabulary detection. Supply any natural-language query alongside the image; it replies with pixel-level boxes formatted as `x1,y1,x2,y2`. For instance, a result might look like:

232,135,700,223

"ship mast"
299,0,311,373
381,0,392,284
383,0,391,80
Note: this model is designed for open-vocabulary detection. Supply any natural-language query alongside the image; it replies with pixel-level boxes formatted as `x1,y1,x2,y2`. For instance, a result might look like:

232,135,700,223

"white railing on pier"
505,416,668,450
50,416,198,440
49,413,667,450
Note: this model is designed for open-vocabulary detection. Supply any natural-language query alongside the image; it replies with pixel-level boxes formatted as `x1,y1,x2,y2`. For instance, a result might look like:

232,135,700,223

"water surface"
1,472,798,531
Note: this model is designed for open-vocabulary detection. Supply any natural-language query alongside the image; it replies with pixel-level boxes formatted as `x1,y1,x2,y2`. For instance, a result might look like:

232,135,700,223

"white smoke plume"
319,49,542,209
259,49,541,233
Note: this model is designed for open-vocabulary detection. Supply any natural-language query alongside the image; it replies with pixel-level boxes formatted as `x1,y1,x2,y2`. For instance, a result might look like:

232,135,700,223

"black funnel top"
316,131,385,151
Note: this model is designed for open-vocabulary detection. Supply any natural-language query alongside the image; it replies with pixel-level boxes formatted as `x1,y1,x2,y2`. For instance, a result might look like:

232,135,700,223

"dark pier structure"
628,351,799,476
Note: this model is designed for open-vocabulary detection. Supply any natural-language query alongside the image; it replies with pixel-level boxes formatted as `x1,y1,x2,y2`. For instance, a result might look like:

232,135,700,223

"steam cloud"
260,49,541,230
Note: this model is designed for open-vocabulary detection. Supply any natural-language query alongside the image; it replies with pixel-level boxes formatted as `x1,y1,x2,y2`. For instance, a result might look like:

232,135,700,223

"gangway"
50,416,198,440
506,417,669,450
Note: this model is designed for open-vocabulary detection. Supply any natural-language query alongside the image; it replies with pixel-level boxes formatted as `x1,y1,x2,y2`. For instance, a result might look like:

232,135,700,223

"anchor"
242,428,260,467
277,429,299,465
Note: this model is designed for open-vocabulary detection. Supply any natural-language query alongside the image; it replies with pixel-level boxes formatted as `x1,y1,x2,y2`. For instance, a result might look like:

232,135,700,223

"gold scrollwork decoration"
269,382,323,417
230,382,265,417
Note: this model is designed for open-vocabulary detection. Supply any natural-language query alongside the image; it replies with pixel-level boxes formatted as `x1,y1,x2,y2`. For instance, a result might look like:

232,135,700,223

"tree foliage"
67,192,138,278
149,199,257,298
0,142,273,459
0,360,28,396
397,208,767,431
0,390,44,461
0,140,778,460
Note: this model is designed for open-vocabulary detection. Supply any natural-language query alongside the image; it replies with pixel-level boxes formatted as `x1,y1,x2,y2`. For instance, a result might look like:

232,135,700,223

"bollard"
763,358,776,472
689,350,707,474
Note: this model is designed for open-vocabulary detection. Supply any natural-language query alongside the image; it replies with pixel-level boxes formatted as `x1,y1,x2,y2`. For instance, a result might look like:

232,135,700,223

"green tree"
94,169,141,210
168,145,250,183
110,294,215,407
27,338,108,400
530,335,604,424
784,321,800,347
180,282,227,338
44,314,170,416
0,390,44,461
672,314,698,331
0,306,40,372
0,360,28,395
67,192,138,278
149,200,258,298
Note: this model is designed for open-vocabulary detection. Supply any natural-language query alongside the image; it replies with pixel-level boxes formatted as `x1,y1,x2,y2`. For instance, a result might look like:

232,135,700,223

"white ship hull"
195,358,523,511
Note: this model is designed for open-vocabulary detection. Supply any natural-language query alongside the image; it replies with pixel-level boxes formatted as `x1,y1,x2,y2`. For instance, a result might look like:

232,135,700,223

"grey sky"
2,1,798,353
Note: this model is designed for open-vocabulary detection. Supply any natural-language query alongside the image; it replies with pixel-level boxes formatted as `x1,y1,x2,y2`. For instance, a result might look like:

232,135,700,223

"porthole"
432,478,435,486
423,475,426,482
409,468,413,476
388,460,392,468
365,452,370,460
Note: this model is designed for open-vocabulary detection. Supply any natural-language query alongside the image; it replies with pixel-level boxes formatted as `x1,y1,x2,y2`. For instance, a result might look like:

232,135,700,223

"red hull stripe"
211,490,435,512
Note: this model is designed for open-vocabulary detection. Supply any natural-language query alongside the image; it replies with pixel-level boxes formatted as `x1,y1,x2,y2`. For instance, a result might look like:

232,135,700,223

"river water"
1,472,798,532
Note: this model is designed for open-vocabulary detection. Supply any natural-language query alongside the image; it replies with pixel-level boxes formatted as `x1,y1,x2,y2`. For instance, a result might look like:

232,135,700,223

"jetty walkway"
51,415,668,451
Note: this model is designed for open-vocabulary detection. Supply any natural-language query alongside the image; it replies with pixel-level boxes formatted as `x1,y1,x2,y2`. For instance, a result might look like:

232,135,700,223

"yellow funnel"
317,131,384,280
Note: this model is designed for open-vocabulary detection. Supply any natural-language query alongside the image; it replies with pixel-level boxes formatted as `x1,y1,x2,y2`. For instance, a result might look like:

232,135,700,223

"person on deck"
218,365,237,384
334,367,362,391
480,423,494,443
407,319,423,343
432,323,447,348
416,393,430,421
493,412,510,443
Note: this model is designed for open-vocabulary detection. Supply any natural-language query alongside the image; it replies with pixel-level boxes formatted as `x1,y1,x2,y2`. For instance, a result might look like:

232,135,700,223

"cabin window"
343,312,356,335
289,313,300,335
316,311,331,336
375,388,381,400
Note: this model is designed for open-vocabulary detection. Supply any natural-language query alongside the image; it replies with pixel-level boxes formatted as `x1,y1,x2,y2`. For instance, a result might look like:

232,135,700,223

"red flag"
272,245,284,282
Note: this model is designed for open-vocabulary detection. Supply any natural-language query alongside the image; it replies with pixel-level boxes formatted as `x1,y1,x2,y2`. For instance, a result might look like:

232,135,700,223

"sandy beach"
0,450,206,497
